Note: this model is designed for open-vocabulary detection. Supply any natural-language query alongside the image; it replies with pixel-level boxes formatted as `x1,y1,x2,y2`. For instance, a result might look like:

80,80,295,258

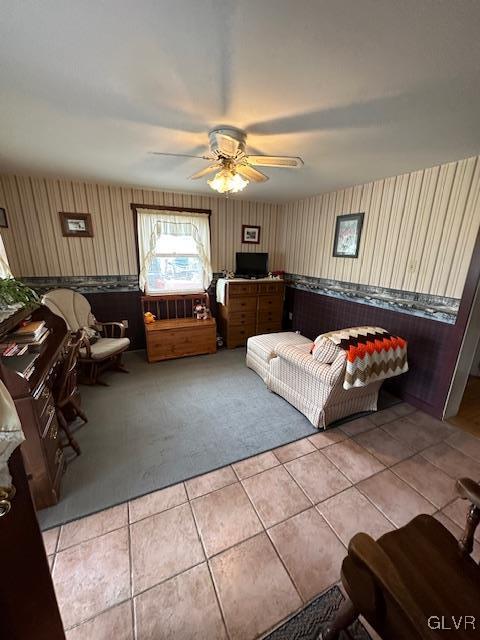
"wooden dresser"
217,279,285,348
0,305,70,510
142,292,216,362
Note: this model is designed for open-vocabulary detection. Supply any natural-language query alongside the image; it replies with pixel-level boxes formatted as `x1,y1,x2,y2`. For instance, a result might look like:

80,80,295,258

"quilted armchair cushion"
275,343,345,387
80,337,130,360
311,335,343,363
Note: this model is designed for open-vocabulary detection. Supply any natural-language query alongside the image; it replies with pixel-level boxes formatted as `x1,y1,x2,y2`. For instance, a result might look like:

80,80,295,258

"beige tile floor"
43,403,480,640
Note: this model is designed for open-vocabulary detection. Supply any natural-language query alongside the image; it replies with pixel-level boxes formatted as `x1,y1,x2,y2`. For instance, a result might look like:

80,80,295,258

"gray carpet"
38,348,319,529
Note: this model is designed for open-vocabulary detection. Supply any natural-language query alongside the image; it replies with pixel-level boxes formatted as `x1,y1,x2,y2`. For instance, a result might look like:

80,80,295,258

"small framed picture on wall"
333,212,364,258
0,207,8,228
242,225,261,244
59,212,94,237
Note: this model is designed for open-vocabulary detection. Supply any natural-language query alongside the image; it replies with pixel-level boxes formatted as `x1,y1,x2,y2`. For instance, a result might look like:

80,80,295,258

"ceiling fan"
150,126,304,194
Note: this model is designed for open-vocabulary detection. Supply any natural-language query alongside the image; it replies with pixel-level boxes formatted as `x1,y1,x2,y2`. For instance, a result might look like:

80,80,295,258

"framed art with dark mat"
333,212,364,258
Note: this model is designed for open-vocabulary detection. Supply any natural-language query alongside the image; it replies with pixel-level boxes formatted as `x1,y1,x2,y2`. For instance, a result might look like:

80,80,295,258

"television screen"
235,252,268,277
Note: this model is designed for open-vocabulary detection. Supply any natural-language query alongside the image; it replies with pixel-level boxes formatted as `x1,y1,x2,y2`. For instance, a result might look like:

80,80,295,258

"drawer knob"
0,485,16,518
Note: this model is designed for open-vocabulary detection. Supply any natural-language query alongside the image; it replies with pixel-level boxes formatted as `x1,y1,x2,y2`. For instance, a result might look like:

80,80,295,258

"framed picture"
59,212,93,237
242,224,261,244
333,212,365,258
0,207,7,228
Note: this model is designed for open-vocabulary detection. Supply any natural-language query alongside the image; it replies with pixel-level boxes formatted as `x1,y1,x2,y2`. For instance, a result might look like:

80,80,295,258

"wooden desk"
0,305,70,509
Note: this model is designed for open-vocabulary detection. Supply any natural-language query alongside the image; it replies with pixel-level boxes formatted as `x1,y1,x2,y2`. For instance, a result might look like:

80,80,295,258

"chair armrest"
79,333,92,359
274,344,337,386
98,322,126,338
456,478,480,557
347,533,437,639
456,477,480,509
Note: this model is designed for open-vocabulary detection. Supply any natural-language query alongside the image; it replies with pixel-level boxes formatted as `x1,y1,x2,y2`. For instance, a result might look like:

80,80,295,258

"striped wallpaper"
2,155,479,299
278,155,480,299
0,175,282,277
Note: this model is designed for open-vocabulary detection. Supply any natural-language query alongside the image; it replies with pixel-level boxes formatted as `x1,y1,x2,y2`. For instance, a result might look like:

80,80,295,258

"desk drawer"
228,296,257,313
258,295,283,312
228,283,258,296
35,385,52,418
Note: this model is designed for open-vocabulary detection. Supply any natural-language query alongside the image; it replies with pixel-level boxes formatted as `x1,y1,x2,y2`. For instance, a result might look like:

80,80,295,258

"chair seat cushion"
247,332,312,364
80,337,130,360
378,514,480,623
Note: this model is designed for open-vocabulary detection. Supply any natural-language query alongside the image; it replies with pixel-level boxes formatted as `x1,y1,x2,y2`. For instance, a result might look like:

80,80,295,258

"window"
136,208,212,294
0,235,12,279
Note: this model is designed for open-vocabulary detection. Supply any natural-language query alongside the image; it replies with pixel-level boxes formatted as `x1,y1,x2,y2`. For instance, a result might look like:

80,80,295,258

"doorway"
445,273,480,434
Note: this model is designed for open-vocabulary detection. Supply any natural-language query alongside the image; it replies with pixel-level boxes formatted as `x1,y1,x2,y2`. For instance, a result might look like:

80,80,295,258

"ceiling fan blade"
189,164,220,180
236,164,269,183
149,151,211,160
245,155,304,168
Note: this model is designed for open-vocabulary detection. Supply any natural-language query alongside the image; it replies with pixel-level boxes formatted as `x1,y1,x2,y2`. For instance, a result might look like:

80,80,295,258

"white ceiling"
1,0,480,202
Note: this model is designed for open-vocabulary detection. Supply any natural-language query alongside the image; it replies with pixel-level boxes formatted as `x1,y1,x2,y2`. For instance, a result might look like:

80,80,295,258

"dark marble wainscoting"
284,287,457,418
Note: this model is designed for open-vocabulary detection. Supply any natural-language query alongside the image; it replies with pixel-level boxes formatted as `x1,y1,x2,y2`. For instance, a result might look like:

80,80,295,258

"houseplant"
0,278,39,309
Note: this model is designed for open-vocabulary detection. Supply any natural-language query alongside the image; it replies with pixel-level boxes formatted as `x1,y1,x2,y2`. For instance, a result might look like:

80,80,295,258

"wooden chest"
218,280,285,349
145,317,217,362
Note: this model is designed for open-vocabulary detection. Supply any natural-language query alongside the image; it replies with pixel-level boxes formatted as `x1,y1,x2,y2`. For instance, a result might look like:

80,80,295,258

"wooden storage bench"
142,293,216,362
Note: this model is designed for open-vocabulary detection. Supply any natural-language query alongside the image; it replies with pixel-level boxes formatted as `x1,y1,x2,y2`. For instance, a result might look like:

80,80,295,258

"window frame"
131,203,212,293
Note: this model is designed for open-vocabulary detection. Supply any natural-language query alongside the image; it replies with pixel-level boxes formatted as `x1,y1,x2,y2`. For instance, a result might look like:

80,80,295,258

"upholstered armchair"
267,341,382,428
42,288,130,384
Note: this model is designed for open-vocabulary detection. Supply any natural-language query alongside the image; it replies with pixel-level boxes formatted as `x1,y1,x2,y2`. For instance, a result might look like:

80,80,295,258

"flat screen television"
235,252,268,278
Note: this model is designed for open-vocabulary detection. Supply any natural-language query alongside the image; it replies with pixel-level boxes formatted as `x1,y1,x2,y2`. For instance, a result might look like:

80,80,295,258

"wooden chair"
323,477,480,640
53,331,88,456
42,288,130,385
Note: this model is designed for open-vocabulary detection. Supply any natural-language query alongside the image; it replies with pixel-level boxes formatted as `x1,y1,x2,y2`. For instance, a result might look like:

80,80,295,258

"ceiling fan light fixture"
208,168,248,194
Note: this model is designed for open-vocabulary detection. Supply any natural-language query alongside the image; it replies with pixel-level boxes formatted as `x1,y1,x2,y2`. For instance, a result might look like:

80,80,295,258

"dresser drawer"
257,321,282,334
228,283,258,297
258,309,282,324
228,296,258,313
227,325,257,348
229,311,256,327
258,295,283,312
258,282,284,295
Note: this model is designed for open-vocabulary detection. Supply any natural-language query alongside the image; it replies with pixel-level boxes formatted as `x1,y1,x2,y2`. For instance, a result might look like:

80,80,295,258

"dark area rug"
264,585,372,640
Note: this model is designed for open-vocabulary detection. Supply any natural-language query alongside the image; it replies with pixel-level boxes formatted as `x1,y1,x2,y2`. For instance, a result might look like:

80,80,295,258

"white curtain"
137,208,212,293
0,235,12,279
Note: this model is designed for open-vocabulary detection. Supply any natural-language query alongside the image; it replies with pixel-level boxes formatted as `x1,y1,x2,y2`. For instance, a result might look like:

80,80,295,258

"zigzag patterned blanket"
321,326,408,390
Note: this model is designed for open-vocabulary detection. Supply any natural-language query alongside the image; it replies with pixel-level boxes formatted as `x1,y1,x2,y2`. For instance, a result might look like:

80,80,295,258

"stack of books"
12,320,49,351
0,342,30,356
1,351,39,379
0,320,50,379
